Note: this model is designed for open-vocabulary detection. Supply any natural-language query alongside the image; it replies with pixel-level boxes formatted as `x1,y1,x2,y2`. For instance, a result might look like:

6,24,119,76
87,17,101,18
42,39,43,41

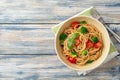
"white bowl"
55,16,110,71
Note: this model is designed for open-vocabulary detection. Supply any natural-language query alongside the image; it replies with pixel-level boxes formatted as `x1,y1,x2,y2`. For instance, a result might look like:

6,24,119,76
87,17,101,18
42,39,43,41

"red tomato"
71,21,80,28
86,39,94,48
75,38,80,46
68,56,76,63
94,41,102,48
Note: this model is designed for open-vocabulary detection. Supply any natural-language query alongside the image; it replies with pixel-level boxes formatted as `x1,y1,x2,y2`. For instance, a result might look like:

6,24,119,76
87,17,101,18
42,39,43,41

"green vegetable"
80,21,87,24
79,26,88,34
67,33,79,50
82,50,88,56
68,42,74,50
72,33,79,39
68,38,75,49
59,33,68,46
60,40,64,46
68,38,75,44
59,33,67,41
72,51,77,57
92,36,98,43
87,60,93,64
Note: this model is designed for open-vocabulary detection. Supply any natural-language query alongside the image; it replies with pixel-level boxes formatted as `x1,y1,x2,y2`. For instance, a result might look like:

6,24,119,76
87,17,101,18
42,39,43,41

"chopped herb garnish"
72,51,77,57
87,60,94,64
80,21,87,24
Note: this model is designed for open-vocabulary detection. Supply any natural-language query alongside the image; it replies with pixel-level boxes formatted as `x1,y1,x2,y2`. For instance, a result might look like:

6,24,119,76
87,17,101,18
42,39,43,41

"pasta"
59,21,103,66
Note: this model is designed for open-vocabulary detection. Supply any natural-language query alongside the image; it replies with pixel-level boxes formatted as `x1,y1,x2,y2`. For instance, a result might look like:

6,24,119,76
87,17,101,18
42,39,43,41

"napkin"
52,7,119,75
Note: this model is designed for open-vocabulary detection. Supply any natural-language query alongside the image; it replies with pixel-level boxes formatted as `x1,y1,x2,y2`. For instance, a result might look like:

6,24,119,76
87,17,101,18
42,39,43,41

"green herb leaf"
68,38,75,44
72,51,77,57
67,38,75,50
68,42,73,50
82,50,88,56
72,33,79,39
67,33,79,50
87,60,93,64
59,33,67,41
60,40,64,46
80,21,87,24
92,36,98,43
79,26,88,34
59,33,68,46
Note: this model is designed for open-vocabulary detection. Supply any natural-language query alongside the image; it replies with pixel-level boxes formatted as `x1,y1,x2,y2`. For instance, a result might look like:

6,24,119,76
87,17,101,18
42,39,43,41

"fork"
92,8,120,43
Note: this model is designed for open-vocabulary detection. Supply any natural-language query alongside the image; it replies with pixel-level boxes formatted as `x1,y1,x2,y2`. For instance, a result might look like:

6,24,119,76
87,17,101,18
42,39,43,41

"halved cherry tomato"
68,56,76,63
86,39,94,48
71,21,80,28
94,41,102,48
75,38,80,46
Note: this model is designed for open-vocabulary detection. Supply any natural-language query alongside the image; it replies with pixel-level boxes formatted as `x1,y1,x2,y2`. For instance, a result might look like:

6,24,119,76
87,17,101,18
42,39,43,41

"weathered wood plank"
0,55,120,80
0,24,119,54
0,0,119,23
0,24,55,54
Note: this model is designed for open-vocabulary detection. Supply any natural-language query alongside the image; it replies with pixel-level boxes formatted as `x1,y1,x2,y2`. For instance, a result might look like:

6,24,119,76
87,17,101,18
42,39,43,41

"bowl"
55,16,110,71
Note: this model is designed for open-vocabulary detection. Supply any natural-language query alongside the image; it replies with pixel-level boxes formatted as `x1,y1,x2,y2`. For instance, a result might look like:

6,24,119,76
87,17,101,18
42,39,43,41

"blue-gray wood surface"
0,0,120,80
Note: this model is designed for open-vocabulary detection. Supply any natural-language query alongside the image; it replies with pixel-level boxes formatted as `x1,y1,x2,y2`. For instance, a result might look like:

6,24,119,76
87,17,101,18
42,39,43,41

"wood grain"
0,24,55,54
0,55,120,80
0,0,119,23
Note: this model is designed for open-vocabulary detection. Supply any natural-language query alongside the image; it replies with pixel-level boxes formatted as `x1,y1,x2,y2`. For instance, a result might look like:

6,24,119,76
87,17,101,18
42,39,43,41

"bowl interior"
55,16,110,71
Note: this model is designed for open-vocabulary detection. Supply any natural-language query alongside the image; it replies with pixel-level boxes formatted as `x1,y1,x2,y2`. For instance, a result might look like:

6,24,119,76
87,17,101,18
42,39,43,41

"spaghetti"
59,21,103,66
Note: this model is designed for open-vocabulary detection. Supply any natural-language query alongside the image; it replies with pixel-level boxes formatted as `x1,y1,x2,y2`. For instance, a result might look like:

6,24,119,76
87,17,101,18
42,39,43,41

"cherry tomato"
94,41,102,48
68,56,76,63
71,21,80,28
75,38,80,46
86,39,94,48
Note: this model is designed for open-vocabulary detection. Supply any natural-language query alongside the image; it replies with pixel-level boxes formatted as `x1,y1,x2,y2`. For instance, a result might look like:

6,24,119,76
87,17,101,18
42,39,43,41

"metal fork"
92,9,120,43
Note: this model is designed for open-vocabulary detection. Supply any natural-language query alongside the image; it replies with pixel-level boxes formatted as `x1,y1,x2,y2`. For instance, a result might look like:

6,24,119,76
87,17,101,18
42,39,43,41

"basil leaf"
67,33,79,50
72,33,79,39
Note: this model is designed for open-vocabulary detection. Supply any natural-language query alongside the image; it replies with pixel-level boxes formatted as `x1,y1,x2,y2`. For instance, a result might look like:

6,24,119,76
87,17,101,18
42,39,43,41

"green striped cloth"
52,7,119,75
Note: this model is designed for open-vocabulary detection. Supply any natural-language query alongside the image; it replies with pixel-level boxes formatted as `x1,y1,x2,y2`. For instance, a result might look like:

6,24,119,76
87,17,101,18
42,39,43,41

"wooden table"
0,0,120,80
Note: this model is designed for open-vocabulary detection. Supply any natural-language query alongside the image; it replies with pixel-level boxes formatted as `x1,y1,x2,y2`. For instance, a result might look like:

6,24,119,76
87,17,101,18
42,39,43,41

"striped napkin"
52,7,119,75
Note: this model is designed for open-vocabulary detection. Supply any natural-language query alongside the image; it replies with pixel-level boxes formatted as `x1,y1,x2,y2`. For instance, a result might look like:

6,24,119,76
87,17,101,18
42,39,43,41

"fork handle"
105,25,120,43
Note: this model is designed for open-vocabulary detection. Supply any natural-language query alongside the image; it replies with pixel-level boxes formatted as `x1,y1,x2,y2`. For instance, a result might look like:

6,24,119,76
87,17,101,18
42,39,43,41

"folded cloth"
52,7,119,75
